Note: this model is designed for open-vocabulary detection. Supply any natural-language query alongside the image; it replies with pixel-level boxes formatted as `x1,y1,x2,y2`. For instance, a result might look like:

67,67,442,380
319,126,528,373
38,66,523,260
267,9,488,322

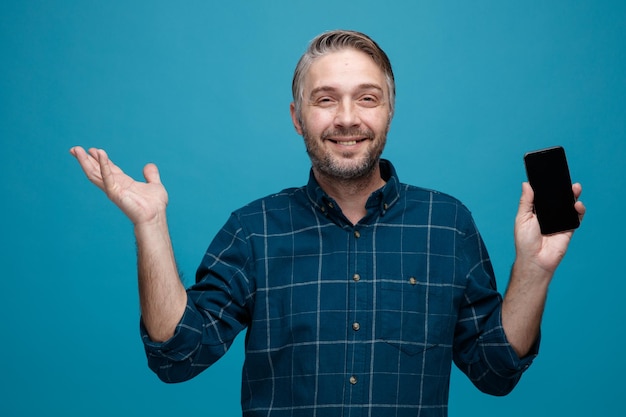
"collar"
305,159,401,224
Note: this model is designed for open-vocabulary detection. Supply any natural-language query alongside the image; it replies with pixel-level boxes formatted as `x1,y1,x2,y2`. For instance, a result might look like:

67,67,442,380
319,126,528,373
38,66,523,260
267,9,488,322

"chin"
319,156,378,180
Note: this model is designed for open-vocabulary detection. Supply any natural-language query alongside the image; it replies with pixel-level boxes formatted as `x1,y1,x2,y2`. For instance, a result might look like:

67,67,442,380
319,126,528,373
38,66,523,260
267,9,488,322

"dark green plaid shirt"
142,160,537,417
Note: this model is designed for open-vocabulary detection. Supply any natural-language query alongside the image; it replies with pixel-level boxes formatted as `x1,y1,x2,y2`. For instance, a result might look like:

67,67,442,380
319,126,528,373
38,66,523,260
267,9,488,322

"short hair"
292,30,396,124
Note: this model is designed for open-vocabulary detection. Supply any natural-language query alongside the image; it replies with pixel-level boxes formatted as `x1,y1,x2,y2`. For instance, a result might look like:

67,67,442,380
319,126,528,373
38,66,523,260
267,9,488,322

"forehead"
303,48,387,94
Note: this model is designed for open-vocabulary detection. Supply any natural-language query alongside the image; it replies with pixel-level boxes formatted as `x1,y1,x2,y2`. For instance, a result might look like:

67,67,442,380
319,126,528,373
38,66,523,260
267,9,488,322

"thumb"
143,163,161,184
518,182,535,219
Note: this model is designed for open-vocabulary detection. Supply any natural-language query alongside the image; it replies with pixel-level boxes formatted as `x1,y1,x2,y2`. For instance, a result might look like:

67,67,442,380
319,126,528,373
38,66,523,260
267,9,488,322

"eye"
312,96,337,108
358,94,380,107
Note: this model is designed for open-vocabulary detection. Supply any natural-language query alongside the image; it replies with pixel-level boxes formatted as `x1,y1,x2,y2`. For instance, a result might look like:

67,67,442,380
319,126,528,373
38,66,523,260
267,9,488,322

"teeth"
331,140,358,145
328,138,365,146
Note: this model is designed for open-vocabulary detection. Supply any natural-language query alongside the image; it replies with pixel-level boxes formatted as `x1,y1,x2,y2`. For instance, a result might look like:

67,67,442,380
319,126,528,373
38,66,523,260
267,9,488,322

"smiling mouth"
327,138,367,146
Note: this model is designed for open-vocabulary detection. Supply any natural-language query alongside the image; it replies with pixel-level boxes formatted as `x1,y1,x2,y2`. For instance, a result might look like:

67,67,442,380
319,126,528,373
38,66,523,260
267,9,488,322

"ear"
290,102,303,135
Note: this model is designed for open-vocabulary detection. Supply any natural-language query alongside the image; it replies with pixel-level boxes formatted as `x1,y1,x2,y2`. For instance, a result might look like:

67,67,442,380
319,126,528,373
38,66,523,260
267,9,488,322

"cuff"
140,299,204,362
479,314,541,377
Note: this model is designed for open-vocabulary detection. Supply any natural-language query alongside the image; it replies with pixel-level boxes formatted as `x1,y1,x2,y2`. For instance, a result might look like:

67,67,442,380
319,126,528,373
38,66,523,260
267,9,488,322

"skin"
504,181,585,356
70,47,585,356
290,49,390,225
69,146,186,342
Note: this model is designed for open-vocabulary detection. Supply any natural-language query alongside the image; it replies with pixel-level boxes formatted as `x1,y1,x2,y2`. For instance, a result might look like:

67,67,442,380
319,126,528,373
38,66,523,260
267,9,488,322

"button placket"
347,225,367,394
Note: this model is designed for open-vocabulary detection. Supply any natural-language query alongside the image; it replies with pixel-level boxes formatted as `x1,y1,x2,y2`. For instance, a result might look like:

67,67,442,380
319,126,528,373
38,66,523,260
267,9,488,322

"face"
290,48,392,181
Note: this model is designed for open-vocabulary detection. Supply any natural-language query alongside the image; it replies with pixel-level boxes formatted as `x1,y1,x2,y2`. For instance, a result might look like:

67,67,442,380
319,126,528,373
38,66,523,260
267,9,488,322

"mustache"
321,127,375,140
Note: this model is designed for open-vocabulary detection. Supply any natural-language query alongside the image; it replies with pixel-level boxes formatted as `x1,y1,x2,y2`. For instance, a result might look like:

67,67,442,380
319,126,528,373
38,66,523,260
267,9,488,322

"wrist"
133,210,170,241
511,258,553,289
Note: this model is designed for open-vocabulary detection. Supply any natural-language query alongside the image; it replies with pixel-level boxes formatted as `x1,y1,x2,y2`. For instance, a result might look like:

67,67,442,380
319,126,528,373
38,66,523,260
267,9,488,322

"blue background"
1,1,624,415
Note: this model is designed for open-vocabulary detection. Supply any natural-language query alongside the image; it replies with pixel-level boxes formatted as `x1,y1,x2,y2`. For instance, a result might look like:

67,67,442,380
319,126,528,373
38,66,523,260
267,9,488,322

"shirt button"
349,376,358,385
352,322,360,331
354,230,361,238
353,273,360,282
409,277,417,285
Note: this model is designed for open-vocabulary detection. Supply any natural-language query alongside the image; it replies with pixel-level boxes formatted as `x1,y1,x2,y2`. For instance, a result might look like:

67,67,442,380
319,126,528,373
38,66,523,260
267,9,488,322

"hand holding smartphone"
524,146,580,235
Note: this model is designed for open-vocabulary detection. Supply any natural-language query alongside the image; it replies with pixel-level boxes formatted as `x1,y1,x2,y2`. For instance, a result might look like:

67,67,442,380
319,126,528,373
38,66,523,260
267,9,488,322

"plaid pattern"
142,160,537,416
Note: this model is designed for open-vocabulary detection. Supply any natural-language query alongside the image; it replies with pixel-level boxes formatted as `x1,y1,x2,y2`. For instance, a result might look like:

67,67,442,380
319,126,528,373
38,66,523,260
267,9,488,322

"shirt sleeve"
140,212,253,383
452,209,539,396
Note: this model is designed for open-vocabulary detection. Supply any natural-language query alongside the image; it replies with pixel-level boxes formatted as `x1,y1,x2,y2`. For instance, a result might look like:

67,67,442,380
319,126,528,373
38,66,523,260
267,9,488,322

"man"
70,30,585,416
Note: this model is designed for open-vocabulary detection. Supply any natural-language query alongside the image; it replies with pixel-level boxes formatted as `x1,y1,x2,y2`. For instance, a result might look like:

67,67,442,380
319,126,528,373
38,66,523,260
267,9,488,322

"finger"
95,149,116,192
69,146,82,157
570,182,585,222
69,146,93,165
519,182,534,211
70,146,105,186
143,163,162,184
515,182,537,227
87,147,100,160
575,200,586,221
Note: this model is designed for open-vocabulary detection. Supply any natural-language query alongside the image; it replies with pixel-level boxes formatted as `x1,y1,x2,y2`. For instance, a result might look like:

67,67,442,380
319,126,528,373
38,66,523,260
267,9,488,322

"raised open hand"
69,146,169,226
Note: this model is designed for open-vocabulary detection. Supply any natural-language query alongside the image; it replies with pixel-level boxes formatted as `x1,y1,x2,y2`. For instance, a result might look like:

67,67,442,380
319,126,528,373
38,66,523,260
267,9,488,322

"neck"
313,164,386,225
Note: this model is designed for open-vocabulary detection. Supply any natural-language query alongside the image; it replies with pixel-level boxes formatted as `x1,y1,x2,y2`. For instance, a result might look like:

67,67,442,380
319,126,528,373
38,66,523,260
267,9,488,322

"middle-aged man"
70,30,585,416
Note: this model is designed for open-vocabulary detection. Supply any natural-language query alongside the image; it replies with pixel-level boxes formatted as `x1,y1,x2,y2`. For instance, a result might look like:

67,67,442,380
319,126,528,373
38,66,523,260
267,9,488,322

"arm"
69,146,187,342
144,212,252,382
452,208,530,396
502,182,585,357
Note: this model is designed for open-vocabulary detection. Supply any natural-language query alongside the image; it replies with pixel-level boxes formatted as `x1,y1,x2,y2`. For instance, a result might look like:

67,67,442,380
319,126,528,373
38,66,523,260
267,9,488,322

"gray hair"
291,30,396,124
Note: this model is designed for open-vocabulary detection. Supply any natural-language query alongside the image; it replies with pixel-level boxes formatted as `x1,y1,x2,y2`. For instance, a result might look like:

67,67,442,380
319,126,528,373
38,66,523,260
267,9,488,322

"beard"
302,124,388,181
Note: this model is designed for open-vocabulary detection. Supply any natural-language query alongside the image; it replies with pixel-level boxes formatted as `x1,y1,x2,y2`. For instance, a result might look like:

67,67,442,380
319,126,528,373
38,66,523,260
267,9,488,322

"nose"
334,99,360,127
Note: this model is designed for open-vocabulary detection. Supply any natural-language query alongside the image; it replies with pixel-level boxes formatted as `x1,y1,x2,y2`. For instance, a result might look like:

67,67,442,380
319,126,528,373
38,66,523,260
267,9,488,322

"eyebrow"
308,83,384,99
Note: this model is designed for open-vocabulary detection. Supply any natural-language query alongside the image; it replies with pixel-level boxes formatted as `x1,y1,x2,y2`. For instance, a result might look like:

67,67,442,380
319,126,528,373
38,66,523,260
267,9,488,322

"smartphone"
524,146,580,235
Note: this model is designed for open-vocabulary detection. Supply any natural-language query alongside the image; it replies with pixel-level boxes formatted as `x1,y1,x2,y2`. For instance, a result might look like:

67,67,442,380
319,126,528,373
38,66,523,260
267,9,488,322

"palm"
70,147,168,225
515,216,573,272
514,182,584,274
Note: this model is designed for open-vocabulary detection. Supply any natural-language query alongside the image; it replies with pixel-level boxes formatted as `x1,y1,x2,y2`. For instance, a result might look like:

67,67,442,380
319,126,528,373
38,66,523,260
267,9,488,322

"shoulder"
232,186,308,217
399,183,475,229
401,183,467,208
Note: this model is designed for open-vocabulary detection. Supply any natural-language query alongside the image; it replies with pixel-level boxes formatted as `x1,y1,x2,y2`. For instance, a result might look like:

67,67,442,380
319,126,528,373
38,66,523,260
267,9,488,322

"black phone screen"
524,146,580,235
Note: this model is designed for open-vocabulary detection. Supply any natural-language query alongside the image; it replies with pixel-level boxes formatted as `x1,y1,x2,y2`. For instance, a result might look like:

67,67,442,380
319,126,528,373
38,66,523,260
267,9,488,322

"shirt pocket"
377,274,454,356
